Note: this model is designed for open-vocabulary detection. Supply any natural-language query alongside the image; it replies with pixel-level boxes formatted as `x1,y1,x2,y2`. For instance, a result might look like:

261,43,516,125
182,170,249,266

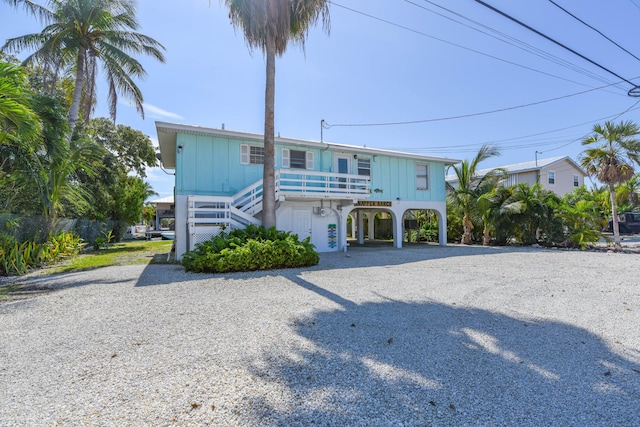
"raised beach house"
156,122,459,260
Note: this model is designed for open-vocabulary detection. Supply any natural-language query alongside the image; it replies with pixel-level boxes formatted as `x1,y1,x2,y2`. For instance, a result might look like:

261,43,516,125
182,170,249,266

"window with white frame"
282,149,313,169
357,158,371,176
240,144,264,165
573,174,580,187
416,164,429,190
548,170,555,185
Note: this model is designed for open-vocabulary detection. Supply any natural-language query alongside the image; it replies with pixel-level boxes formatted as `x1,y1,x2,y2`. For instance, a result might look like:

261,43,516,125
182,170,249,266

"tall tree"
581,120,640,250
0,61,43,212
446,144,504,244
2,0,166,135
0,61,41,148
219,0,330,228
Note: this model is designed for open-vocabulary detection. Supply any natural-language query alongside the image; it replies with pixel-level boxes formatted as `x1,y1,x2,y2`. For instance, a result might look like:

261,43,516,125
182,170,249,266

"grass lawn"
0,239,174,301
42,239,174,274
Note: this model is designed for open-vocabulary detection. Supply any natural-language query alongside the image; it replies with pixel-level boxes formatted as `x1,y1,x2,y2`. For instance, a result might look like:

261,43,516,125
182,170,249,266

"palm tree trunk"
261,19,277,229
482,223,490,246
610,183,622,250
68,48,86,138
462,211,473,244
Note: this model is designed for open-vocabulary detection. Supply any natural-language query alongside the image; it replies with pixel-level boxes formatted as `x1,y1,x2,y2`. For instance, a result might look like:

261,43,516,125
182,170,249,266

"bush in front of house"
181,225,319,273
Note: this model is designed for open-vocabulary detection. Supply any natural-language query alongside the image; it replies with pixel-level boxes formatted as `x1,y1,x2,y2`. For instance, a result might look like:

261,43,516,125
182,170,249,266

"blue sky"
2,0,640,198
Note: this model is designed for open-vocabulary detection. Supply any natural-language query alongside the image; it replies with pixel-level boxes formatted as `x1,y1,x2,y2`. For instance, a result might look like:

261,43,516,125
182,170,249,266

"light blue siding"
175,132,448,202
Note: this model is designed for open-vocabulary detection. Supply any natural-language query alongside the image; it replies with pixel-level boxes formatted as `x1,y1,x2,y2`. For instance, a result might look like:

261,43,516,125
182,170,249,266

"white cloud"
143,103,184,120
119,99,183,120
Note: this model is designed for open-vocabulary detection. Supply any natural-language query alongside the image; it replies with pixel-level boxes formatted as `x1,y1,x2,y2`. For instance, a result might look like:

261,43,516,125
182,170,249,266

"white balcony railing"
277,170,370,198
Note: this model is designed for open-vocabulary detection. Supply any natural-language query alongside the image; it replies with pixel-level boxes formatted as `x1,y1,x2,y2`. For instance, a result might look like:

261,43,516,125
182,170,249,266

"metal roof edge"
155,121,460,165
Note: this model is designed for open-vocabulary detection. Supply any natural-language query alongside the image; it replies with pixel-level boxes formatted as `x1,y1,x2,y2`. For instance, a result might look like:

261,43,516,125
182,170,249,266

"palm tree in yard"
0,61,41,147
2,0,166,136
218,0,330,228
581,120,640,250
446,144,505,244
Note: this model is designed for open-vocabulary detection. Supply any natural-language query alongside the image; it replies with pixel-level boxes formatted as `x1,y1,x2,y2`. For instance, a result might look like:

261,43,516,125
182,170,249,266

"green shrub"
181,225,319,273
0,231,84,276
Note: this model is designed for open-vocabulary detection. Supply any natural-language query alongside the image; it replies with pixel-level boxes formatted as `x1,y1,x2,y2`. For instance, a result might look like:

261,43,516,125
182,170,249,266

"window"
416,164,429,190
573,174,580,187
283,149,313,169
548,171,555,185
357,158,371,176
240,144,264,165
290,150,306,169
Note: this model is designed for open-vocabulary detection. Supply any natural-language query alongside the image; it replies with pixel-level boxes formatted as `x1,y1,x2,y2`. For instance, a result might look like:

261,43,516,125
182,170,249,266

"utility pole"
535,151,542,182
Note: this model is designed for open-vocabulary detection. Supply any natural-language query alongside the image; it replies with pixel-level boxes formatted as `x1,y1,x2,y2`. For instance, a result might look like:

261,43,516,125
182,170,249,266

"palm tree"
581,120,640,250
219,0,330,228
615,172,640,211
507,182,561,245
0,61,41,147
446,144,505,244
2,0,166,135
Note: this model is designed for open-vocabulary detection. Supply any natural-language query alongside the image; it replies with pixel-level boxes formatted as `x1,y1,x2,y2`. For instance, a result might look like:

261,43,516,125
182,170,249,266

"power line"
406,0,619,89
329,1,599,88
322,81,624,129
546,0,640,63
473,0,640,95
390,102,640,154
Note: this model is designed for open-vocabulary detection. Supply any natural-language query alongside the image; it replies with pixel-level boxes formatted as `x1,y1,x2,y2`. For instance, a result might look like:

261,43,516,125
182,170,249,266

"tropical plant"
506,182,562,245
0,61,41,147
219,0,330,228
580,120,640,250
556,199,604,249
0,230,83,276
446,144,505,244
615,173,640,212
181,224,319,273
2,0,166,135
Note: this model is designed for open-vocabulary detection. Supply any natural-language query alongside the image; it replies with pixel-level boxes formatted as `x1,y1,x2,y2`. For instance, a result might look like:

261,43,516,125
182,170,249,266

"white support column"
357,210,365,245
350,214,357,239
367,211,375,241
438,208,447,246
392,209,403,249
175,194,189,260
339,210,349,252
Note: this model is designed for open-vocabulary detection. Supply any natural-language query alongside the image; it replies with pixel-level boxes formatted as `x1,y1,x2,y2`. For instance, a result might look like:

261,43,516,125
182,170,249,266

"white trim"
240,144,249,165
306,151,314,170
335,154,351,174
416,164,429,190
156,121,460,166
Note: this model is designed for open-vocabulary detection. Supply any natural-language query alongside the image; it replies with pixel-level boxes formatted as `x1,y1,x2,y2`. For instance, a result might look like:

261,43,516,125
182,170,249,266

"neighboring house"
148,195,175,231
446,156,588,196
156,122,459,260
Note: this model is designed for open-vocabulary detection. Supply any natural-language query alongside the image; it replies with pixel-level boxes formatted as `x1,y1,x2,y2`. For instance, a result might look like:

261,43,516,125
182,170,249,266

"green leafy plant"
182,225,319,273
93,229,114,250
0,231,83,276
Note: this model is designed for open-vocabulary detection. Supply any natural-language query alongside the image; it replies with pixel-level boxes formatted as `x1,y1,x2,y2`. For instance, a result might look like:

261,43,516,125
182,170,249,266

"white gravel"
1,245,639,426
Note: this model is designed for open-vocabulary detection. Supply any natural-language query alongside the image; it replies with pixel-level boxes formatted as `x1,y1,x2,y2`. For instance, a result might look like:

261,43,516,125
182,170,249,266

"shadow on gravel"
243,274,640,426
318,244,542,270
135,245,500,287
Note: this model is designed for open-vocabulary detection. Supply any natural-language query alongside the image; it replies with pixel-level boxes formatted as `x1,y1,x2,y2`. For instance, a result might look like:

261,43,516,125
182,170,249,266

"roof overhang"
155,121,461,167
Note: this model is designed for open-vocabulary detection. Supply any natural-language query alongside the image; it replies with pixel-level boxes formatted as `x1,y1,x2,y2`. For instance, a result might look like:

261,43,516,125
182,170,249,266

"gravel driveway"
1,245,639,426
